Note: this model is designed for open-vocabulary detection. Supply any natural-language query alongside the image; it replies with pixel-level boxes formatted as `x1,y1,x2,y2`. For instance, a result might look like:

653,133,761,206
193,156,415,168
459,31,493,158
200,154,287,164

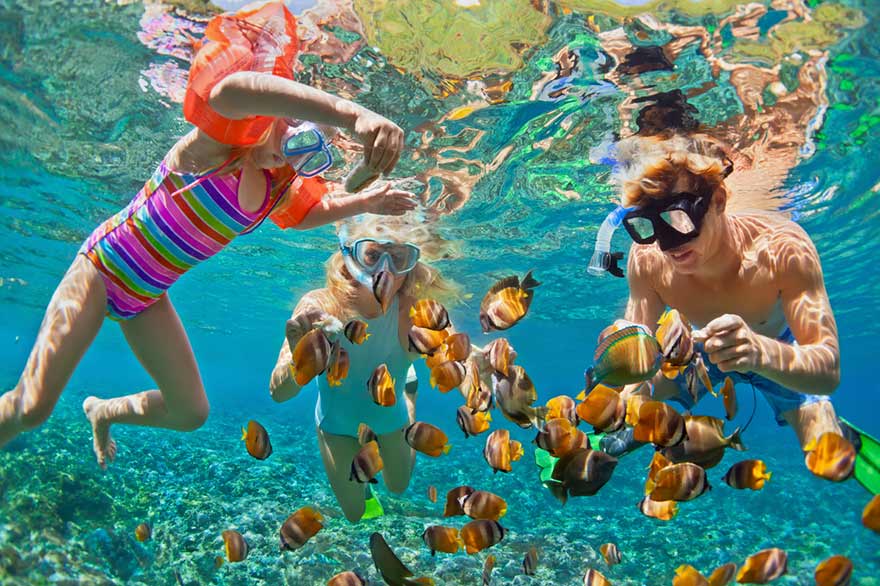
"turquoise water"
1,0,879,584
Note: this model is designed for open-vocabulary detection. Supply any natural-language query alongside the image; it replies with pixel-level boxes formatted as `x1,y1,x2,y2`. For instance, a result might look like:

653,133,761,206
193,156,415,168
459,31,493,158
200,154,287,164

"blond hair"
615,134,733,208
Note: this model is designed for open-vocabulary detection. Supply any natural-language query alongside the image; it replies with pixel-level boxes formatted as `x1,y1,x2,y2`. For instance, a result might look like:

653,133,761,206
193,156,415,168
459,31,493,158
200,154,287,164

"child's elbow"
208,72,260,119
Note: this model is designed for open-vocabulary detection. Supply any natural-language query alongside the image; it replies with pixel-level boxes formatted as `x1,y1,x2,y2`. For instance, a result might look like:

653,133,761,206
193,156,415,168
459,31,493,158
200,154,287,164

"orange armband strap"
270,175,329,228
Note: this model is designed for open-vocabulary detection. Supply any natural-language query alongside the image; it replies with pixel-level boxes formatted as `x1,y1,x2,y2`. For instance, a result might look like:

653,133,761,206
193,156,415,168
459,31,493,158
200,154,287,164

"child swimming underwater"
0,2,417,468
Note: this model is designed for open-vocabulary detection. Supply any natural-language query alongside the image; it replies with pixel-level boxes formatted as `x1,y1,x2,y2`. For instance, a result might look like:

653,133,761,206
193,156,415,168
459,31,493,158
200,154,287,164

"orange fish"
486,338,515,376
482,555,496,585
708,562,736,586
656,309,695,374
522,545,538,575
646,451,673,493
241,419,273,460
430,361,466,393
736,548,787,584
357,423,377,446
673,564,708,586
408,326,449,355
291,328,331,386
409,299,450,331
583,568,612,586
600,543,621,566
427,485,438,503
484,429,523,473
576,384,626,433
350,440,384,484
534,417,581,457
344,319,370,344
638,496,678,521
625,392,649,427
545,394,578,426
661,415,745,469
326,342,350,387
862,494,880,533
221,529,249,562
425,344,448,369
722,460,771,490
443,485,474,517
479,271,540,332
493,365,547,429
814,555,852,586
279,507,324,552
422,525,463,556
550,448,618,503
372,270,396,313
459,490,507,521
405,422,451,457
632,400,687,447
647,462,710,502
804,432,856,481
134,522,151,542
327,570,367,586
443,333,471,362
720,377,737,420
463,358,493,413
456,405,492,438
460,519,505,554
369,363,396,407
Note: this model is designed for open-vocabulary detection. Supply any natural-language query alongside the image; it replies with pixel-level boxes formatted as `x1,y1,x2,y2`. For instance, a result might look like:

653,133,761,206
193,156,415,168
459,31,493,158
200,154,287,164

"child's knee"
176,397,210,431
385,473,411,495
17,388,55,430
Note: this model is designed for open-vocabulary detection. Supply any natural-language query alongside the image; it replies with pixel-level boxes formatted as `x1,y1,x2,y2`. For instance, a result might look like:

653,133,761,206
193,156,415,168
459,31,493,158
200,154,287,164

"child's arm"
209,73,403,174
293,183,418,230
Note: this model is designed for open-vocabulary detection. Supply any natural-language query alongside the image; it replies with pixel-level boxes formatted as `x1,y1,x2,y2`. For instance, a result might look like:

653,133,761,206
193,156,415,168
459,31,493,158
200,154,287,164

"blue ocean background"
1,0,879,584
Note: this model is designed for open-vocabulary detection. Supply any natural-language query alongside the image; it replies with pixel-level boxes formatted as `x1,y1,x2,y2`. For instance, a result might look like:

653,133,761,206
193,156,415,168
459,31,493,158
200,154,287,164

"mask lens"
296,150,332,176
282,127,322,155
660,209,696,234
352,240,419,273
627,217,655,241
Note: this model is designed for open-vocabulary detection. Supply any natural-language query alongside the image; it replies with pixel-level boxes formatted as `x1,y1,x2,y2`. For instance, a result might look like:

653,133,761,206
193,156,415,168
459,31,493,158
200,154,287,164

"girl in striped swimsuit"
0,5,416,468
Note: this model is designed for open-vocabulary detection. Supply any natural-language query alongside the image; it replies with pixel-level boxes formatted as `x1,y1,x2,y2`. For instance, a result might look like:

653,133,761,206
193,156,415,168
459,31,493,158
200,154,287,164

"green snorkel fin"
362,485,385,520
535,432,607,484
840,417,880,495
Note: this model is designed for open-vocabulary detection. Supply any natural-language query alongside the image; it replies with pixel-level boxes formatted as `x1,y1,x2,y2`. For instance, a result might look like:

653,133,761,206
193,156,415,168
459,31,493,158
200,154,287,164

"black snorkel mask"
621,190,712,251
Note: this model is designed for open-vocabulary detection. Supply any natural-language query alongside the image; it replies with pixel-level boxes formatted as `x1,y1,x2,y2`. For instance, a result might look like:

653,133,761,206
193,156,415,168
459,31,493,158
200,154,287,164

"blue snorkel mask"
338,225,421,287
280,121,333,177
588,205,633,278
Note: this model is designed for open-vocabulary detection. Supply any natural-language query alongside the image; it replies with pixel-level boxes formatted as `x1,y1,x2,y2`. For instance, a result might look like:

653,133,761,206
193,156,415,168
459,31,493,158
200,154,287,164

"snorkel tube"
587,205,633,278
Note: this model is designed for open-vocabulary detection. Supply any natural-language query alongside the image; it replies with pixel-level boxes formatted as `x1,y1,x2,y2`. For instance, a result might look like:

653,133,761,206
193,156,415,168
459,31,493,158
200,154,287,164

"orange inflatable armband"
270,175,328,228
184,2,299,146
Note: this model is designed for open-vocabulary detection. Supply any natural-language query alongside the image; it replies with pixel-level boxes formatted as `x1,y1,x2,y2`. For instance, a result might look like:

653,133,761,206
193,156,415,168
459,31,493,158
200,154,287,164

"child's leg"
316,427,368,523
0,256,107,446
377,428,414,495
82,293,208,468
782,400,842,449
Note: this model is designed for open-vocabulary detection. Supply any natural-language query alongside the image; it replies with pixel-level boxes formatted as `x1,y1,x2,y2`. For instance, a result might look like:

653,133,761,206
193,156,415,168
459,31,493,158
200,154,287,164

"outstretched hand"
285,309,342,350
693,314,764,373
360,183,418,216
352,109,404,176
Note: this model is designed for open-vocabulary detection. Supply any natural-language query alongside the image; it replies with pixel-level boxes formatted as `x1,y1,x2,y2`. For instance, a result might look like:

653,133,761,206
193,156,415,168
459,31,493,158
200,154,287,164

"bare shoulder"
736,214,822,282
165,129,235,174
295,287,335,315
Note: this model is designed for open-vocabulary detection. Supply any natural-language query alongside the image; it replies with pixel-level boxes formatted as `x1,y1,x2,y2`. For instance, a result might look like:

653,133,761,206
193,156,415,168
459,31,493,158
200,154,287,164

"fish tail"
241,427,247,441
442,443,452,455
520,270,541,290
728,427,747,451
409,307,416,317
484,412,492,422
429,372,437,388
764,471,772,481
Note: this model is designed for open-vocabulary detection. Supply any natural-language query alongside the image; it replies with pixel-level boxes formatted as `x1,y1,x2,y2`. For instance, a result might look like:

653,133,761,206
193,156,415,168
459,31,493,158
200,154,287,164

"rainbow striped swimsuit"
80,159,288,320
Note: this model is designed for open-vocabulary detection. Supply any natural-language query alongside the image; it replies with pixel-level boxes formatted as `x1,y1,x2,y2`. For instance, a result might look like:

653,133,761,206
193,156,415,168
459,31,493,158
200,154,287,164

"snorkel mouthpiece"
588,205,633,278
372,270,396,314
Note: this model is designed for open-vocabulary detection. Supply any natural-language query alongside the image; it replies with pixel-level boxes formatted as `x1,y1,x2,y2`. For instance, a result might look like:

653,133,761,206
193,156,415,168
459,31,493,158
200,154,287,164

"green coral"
556,0,764,18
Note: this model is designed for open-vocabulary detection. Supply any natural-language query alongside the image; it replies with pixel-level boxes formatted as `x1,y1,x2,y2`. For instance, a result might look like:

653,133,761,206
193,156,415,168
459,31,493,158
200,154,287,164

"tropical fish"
429,360,466,393
464,360,494,413
459,490,507,521
408,326,449,355
655,309,715,401
550,448,618,504
479,271,540,332
646,462,710,502
646,451,673,494
661,415,744,469
241,419,273,460
369,532,436,586
632,400,687,447
625,392,650,427
545,394,579,426
534,417,581,458
443,333,471,361
484,428,523,473
673,564,708,586
863,494,880,533
456,405,492,438
708,563,736,586
214,556,225,569
482,555,496,585
600,543,621,567
523,545,538,576
638,496,678,521
369,363,396,407
357,423,377,446
134,522,151,542
586,324,662,388
583,568,612,586
344,319,370,344
814,555,852,586
291,328,331,386
804,432,856,481
460,519,505,554
720,377,737,420
351,440,384,484
736,548,787,584
405,422,451,457
422,525,463,556
222,530,249,563
486,338,515,376
576,384,626,433
409,299,450,330
443,486,474,517
279,507,324,552
427,485,437,503
492,366,547,428
372,270,396,313
326,342,350,387
722,460,771,490
327,570,367,586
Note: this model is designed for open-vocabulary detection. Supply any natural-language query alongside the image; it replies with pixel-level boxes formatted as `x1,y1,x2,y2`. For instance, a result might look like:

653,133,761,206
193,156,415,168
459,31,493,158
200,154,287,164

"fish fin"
584,367,595,393
241,427,247,441
661,363,680,379
485,412,492,422
409,307,416,317
576,389,586,401
520,270,541,291
644,476,656,495
364,332,371,340
488,275,522,295
804,437,817,452
442,444,452,455
727,427,746,451
697,358,716,396
429,372,437,388
765,471,772,481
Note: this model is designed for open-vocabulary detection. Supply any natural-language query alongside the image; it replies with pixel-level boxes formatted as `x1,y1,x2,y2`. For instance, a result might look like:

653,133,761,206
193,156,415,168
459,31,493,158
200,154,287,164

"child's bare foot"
83,396,117,469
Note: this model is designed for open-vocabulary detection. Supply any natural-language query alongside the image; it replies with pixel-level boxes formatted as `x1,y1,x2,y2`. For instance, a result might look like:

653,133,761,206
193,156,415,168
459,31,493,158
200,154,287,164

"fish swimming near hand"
736,548,787,584
372,270,396,314
863,494,880,533
460,519,505,554
443,486,474,517
134,522,151,542
523,545,538,576
646,462,710,502
456,405,492,438
327,570,367,586
655,309,714,401
405,422,451,457
722,459,771,490
326,342,350,387
814,555,853,586
351,440,384,484
459,490,507,521
586,324,663,389
673,564,708,586
550,448,618,504
534,417,581,458
279,506,324,552
661,415,744,469
545,394,578,426
576,384,626,433
291,328,332,386
221,529,249,562
632,401,687,447
421,525,463,556
409,299,450,331
484,428,524,474
369,532,436,586
409,326,450,355
492,365,547,429
429,360,466,393
720,377,737,420
638,495,678,521
344,319,370,344
600,543,621,567
241,419,273,460
804,432,856,482
583,568,612,586
486,338,515,376
369,363,397,407
479,271,540,332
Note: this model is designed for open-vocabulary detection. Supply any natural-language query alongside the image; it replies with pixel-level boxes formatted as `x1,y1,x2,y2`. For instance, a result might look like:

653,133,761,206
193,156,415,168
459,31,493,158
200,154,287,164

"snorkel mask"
280,121,333,177
338,225,421,287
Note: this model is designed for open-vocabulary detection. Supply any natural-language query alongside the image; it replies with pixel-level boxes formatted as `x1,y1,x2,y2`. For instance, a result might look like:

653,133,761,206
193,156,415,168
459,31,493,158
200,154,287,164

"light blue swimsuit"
315,297,416,437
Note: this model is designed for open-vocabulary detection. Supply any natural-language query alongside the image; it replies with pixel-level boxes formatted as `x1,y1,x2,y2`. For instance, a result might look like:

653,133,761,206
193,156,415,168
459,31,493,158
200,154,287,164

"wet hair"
614,134,734,208
633,90,700,137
